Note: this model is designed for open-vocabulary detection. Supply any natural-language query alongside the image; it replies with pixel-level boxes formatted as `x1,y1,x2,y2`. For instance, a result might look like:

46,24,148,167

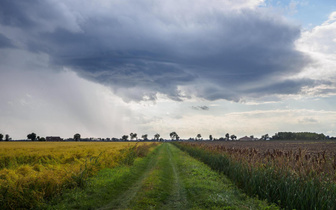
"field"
1,140,335,209
174,140,336,210
44,143,277,209
0,141,157,209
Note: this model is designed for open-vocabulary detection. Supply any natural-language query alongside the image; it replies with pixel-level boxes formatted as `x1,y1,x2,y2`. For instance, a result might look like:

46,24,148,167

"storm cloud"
0,0,313,102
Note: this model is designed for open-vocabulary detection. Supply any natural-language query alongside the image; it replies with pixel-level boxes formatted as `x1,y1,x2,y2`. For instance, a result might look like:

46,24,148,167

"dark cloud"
192,106,209,111
0,34,14,48
0,1,316,101
246,79,315,96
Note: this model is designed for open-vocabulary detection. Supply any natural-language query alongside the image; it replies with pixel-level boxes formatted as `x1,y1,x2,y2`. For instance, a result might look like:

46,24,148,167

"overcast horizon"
1,0,336,140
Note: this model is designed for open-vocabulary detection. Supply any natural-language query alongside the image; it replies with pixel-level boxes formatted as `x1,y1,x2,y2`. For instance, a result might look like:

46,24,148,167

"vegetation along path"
44,143,278,209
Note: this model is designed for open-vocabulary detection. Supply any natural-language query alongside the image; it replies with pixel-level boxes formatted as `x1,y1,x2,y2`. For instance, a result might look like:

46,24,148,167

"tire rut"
98,146,163,210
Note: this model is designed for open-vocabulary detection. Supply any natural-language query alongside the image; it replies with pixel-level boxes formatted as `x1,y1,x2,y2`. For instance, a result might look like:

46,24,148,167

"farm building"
46,136,63,141
238,136,259,141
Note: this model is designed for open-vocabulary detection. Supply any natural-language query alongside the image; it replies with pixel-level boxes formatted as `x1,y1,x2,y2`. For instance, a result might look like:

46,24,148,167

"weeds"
174,142,336,210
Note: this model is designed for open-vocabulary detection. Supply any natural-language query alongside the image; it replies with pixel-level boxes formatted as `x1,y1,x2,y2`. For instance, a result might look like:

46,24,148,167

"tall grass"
174,142,336,210
0,142,158,209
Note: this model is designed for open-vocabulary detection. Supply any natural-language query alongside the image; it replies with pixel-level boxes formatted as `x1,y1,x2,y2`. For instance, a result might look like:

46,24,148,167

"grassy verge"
167,143,278,209
174,142,336,210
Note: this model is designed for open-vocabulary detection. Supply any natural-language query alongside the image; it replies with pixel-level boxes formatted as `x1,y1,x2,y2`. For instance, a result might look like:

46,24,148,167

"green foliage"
0,134,3,141
170,131,179,140
73,133,81,141
39,137,46,141
122,135,129,141
272,132,326,140
174,142,336,210
154,133,160,141
27,132,37,141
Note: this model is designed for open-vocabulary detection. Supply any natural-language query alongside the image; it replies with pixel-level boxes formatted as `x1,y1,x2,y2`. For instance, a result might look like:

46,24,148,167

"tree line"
271,132,327,140
1,131,334,141
0,133,10,141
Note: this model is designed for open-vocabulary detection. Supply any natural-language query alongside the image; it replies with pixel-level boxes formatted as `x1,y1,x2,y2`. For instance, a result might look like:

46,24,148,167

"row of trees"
26,133,47,141
0,133,10,141
69,132,240,142
9,131,331,142
121,133,162,141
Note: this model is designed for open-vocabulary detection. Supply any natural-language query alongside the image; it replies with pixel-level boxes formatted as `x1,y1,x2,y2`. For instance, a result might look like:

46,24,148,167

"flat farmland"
2,140,335,209
0,142,278,209
206,140,336,155
190,140,336,178
0,141,157,209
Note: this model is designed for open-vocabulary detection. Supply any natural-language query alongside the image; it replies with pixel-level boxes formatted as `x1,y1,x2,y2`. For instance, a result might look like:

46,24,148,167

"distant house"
238,136,259,141
46,136,63,141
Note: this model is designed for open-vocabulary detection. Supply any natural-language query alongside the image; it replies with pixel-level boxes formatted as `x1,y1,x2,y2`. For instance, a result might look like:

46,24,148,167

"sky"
0,0,336,140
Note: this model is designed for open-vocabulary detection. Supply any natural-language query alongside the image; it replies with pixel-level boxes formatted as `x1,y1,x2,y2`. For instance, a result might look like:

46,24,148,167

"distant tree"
196,134,202,141
0,134,3,141
225,133,230,141
219,137,225,141
170,132,179,141
130,133,137,140
261,134,269,140
74,133,81,141
230,134,237,141
5,134,9,141
141,134,148,141
122,135,129,141
209,135,213,141
39,137,46,141
250,135,254,139
154,133,160,141
27,133,37,141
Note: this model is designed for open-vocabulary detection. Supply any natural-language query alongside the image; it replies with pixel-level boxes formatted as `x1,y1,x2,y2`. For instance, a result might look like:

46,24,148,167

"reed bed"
174,141,336,210
0,141,158,209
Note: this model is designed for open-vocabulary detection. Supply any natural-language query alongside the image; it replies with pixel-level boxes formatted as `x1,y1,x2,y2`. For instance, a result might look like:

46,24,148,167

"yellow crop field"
0,141,159,209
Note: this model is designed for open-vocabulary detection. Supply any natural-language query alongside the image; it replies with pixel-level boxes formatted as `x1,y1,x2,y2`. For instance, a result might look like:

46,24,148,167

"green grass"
41,143,278,209
166,143,278,210
40,145,163,209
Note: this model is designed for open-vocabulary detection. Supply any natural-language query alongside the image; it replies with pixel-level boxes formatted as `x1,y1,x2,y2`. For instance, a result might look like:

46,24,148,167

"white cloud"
296,11,336,79
142,108,336,139
293,11,336,98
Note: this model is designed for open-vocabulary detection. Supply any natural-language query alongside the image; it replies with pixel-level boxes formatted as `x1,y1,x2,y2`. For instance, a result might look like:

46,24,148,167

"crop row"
0,142,158,209
174,142,336,210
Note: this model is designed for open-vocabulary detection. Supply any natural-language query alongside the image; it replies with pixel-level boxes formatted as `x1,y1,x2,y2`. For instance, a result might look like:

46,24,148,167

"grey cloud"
0,1,317,102
298,117,318,124
0,33,14,48
192,106,209,111
246,79,316,96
